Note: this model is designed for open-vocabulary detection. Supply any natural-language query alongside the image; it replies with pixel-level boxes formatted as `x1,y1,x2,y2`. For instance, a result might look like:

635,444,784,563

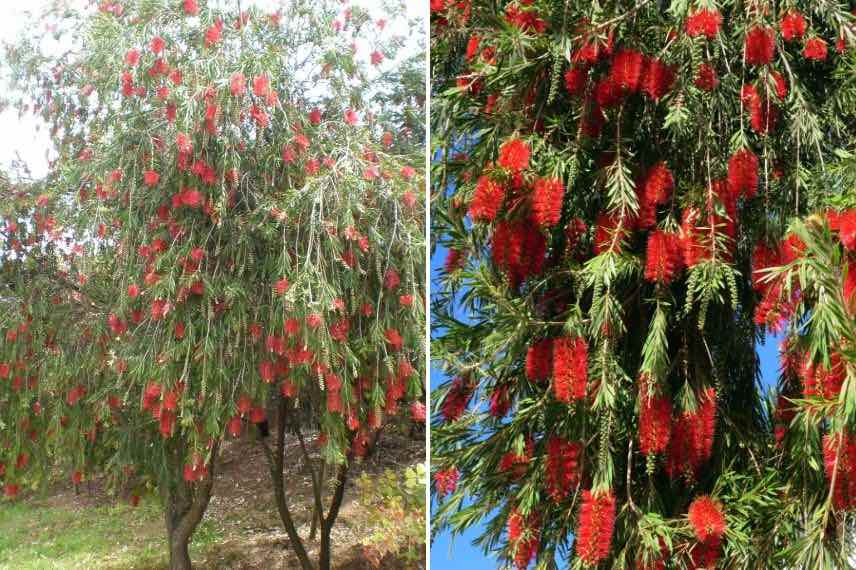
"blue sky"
429,241,784,568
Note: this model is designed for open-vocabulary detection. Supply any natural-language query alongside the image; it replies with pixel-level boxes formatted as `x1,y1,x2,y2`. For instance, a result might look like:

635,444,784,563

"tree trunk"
263,396,315,570
162,440,220,570
318,463,350,570
168,532,192,570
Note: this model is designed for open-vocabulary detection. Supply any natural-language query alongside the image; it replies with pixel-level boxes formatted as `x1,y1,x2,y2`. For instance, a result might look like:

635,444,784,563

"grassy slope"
0,429,424,570
0,496,222,570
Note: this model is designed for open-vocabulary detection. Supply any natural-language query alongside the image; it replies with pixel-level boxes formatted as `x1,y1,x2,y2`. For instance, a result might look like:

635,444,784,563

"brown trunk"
263,396,315,570
318,463,349,570
162,440,219,570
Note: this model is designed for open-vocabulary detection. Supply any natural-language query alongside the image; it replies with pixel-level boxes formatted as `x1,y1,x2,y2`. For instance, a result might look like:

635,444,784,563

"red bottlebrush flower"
273,277,289,295
575,489,616,566
410,401,426,422
370,50,384,65
727,148,759,199
176,132,193,154
204,19,224,48
531,177,565,229
71,470,84,485
384,268,401,290
638,383,672,455
465,35,481,61
594,76,624,108
644,231,683,284
252,74,270,98
490,385,511,417
666,388,717,480
822,431,856,510
844,261,856,311
499,441,532,479
174,321,186,340
434,467,460,497
143,170,160,187
442,377,473,422
641,162,674,206
545,436,582,502
688,496,727,542
227,415,242,438
505,5,547,34
803,37,829,61
230,73,246,97
309,108,322,125
125,49,140,66
771,71,788,99
497,138,530,172
249,406,266,424
251,105,269,128
685,9,721,39
751,242,783,291
508,508,540,570
344,108,359,126
525,338,553,382
443,248,467,273
491,219,546,287
780,11,806,42
150,36,166,54
610,49,645,92
183,0,199,16
745,27,776,66
564,65,589,96
552,337,588,402
748,96,779,134
259,360,275,383
833,210,856,252
385,328,404,351
695,63,719,91
641,58,675,101
4,483,20,498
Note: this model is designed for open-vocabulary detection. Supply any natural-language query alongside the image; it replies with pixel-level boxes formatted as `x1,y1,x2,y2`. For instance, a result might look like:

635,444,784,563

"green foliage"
354,463,427,568
431,0,856,567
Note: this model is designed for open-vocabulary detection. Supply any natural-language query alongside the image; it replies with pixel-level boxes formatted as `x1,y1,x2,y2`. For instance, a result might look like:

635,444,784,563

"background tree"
430,1,856,568
0,1,425,570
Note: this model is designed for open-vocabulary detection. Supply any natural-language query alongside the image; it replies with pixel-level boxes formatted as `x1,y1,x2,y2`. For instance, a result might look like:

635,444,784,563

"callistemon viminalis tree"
431,1,856,568
1,1,425,570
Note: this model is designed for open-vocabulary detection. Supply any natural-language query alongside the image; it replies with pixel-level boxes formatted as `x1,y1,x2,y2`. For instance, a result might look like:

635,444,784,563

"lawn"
0,496,223,570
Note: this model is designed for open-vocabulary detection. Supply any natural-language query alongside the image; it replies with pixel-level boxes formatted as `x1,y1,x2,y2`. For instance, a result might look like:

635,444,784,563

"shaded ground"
0,427,425,570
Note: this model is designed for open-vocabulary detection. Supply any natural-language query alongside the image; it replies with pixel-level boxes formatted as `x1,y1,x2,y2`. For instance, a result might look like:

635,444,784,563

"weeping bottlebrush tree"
430,1,856,568
0,1,425,569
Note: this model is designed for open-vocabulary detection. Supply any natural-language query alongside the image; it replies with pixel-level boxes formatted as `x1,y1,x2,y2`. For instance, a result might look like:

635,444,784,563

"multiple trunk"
261,395,380,570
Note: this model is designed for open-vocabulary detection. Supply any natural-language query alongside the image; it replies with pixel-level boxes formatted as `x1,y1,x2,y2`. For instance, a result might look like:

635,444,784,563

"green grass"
0,497,224,570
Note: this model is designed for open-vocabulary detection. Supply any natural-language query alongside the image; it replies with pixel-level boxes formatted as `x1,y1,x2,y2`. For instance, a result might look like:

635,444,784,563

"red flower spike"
685,9,721,39
780,11,807,42
610,49,645,92
552,337,588,402
575,489,616,565
434,467,459,497
497,138,530,173
695,63,719,91
688,496,727,542
745,27,776,66
531,177,565,229
804,37,829,61
641,58,676,101
525,338,553,382
727,148,759,199
508,508,540,570
442,377,473,422
545,436,582,502
639,383,672,455
644,230,683,284
469,175,505,223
